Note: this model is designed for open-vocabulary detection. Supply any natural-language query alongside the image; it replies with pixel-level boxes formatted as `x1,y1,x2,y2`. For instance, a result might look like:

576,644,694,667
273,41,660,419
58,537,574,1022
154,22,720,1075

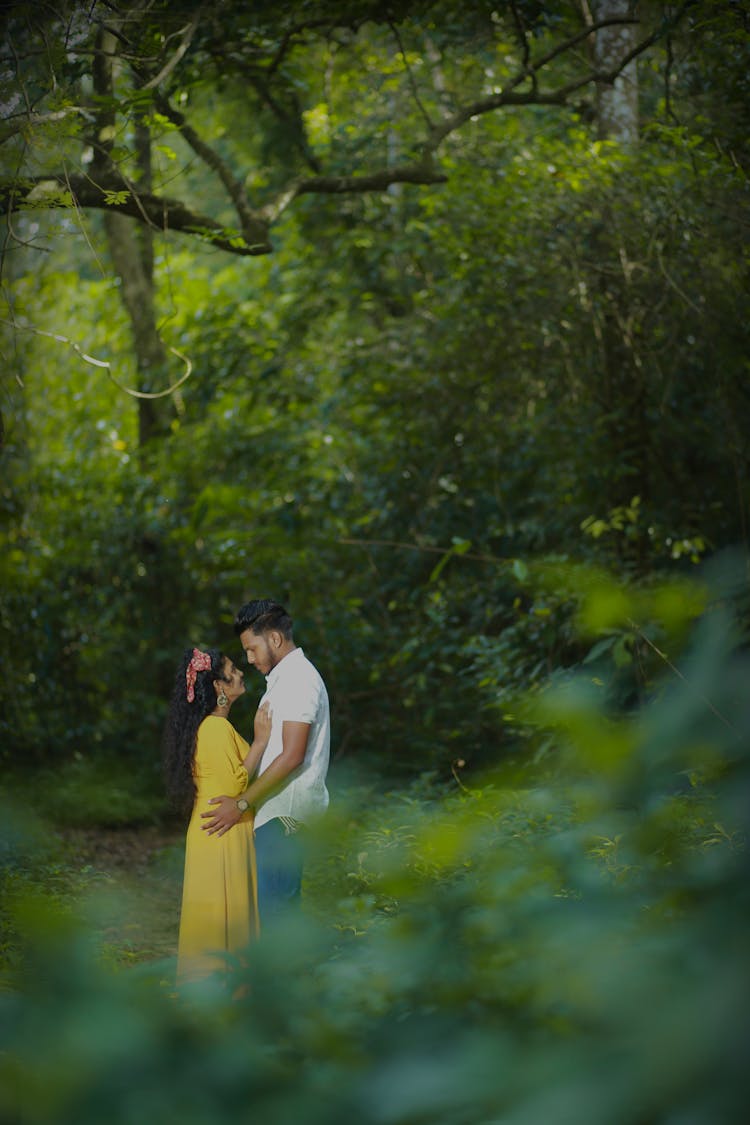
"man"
201,599,330,919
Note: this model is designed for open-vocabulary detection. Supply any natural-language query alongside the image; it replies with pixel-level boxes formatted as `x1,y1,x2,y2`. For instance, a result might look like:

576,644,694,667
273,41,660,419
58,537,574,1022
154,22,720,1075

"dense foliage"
2,1,748,785
1,583,748,1123
1,5,749,1118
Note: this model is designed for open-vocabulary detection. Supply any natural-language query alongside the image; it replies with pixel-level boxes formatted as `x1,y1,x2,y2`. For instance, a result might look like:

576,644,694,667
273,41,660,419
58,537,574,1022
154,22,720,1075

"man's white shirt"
254,647,330,830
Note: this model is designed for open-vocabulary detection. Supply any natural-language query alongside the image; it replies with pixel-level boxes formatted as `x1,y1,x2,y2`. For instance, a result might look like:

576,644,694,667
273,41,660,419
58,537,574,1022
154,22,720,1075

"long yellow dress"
176,715,259,984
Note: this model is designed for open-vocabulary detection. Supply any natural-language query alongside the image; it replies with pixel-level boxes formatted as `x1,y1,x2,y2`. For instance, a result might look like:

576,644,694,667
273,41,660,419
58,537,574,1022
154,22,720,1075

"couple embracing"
163,598,330,985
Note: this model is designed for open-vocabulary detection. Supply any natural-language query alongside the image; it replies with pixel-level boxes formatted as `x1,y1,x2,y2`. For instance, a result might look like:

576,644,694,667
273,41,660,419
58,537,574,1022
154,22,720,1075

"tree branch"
0,106,96,147
389,20,435,131
339,536,508,565
1,3,697,258
508,0,532,77
266,19,333,78
237,70,323,174
262,159,448,222
141,10,203,90
0,175,273,255
627,617,737,733
151,92,270,242
425,8,694,149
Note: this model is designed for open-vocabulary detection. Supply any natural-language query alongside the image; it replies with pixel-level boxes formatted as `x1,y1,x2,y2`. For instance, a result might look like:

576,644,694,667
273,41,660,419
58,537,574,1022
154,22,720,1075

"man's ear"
269,629,283,650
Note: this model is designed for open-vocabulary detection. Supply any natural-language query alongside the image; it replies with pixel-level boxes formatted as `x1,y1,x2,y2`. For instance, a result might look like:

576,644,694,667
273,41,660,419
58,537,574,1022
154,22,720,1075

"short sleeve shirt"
254,647,330,829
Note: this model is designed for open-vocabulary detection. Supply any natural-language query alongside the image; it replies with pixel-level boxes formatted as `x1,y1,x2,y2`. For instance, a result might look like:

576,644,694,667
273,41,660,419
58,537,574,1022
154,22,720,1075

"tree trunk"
102,113,171,449
590,3,649,571
93,26,170,449
593,0,639,145
104,206,171,448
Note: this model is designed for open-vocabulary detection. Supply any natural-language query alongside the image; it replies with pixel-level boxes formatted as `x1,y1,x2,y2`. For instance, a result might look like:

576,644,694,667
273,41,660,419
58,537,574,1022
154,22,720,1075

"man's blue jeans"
254,818,303,921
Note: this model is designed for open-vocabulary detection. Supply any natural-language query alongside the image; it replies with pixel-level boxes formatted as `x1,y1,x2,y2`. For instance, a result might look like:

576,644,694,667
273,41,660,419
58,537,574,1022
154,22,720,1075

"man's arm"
242,702,272,776
200,721,310,838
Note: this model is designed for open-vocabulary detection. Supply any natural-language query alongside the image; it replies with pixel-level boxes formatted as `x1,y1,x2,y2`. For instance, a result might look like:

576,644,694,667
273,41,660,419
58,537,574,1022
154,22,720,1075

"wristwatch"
236,797,250,812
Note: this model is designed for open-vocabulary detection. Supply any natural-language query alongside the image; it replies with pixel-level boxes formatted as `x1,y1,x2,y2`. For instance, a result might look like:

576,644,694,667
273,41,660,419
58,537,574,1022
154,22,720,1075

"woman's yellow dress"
176,715,259,984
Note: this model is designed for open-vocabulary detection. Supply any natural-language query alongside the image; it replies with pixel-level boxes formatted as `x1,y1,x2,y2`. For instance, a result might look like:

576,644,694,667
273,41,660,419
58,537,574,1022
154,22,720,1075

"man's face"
239,628,277,676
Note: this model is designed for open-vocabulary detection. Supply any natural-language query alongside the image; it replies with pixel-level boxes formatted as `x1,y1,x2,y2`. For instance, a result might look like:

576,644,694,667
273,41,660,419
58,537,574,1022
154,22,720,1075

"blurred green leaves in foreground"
1,571,749,1125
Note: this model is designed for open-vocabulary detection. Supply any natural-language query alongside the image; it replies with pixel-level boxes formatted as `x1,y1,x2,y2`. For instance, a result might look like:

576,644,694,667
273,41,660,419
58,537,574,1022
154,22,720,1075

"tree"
1,1,692,261
1,0,698,457
1,0,748,779
591,0,639,143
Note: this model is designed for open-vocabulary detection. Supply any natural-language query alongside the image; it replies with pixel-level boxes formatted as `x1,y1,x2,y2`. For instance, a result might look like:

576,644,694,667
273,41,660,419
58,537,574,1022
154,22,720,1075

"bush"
1,587,748,1124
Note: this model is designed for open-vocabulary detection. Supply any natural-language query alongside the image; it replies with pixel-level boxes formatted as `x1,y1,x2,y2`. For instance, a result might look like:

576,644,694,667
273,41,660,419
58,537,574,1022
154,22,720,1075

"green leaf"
512,558,529,582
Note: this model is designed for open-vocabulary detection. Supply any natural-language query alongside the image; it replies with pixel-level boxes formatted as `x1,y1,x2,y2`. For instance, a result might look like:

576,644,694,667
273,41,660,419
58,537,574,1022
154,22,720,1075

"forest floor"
58,824,185,968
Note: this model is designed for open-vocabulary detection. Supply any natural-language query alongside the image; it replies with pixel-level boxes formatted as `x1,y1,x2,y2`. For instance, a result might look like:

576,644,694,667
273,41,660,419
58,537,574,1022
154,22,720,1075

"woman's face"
219,657,245,704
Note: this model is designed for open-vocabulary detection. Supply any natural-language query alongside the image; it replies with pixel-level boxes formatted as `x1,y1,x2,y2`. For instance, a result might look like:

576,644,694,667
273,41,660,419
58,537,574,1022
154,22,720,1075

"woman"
163,646,271,985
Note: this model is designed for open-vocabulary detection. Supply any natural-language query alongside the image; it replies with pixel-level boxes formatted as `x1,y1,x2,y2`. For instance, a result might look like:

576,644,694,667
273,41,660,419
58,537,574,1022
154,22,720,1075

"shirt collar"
266,646,304,688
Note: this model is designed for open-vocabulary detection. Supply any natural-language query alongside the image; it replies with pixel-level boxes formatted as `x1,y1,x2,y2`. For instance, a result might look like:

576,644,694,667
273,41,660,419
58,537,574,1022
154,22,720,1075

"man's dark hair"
234,599,293,640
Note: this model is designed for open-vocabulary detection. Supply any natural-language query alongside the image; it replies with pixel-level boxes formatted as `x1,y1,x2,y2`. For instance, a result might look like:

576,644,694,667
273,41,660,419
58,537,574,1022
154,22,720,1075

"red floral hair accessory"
186,648,212,702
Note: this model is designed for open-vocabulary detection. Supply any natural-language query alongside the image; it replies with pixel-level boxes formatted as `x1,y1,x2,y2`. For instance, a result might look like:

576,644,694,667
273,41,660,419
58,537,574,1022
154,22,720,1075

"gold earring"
217,690,228,707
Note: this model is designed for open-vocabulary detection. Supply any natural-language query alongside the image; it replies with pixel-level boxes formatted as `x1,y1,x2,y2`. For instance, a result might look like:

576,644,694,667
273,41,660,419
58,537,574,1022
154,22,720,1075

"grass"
0,754,185,982
0,754,417,978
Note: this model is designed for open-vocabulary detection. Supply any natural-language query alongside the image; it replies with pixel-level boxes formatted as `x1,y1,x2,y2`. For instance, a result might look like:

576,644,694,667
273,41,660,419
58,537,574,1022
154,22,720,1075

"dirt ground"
61,824,185,967
63,824,183,875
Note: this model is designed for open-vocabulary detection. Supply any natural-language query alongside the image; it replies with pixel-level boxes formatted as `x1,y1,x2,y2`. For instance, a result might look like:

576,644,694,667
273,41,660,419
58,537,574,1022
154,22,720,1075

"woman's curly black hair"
163,647,226,813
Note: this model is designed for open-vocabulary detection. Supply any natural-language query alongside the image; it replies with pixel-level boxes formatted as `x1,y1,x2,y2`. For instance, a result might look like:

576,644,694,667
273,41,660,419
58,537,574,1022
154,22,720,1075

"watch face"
237,799,249,812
